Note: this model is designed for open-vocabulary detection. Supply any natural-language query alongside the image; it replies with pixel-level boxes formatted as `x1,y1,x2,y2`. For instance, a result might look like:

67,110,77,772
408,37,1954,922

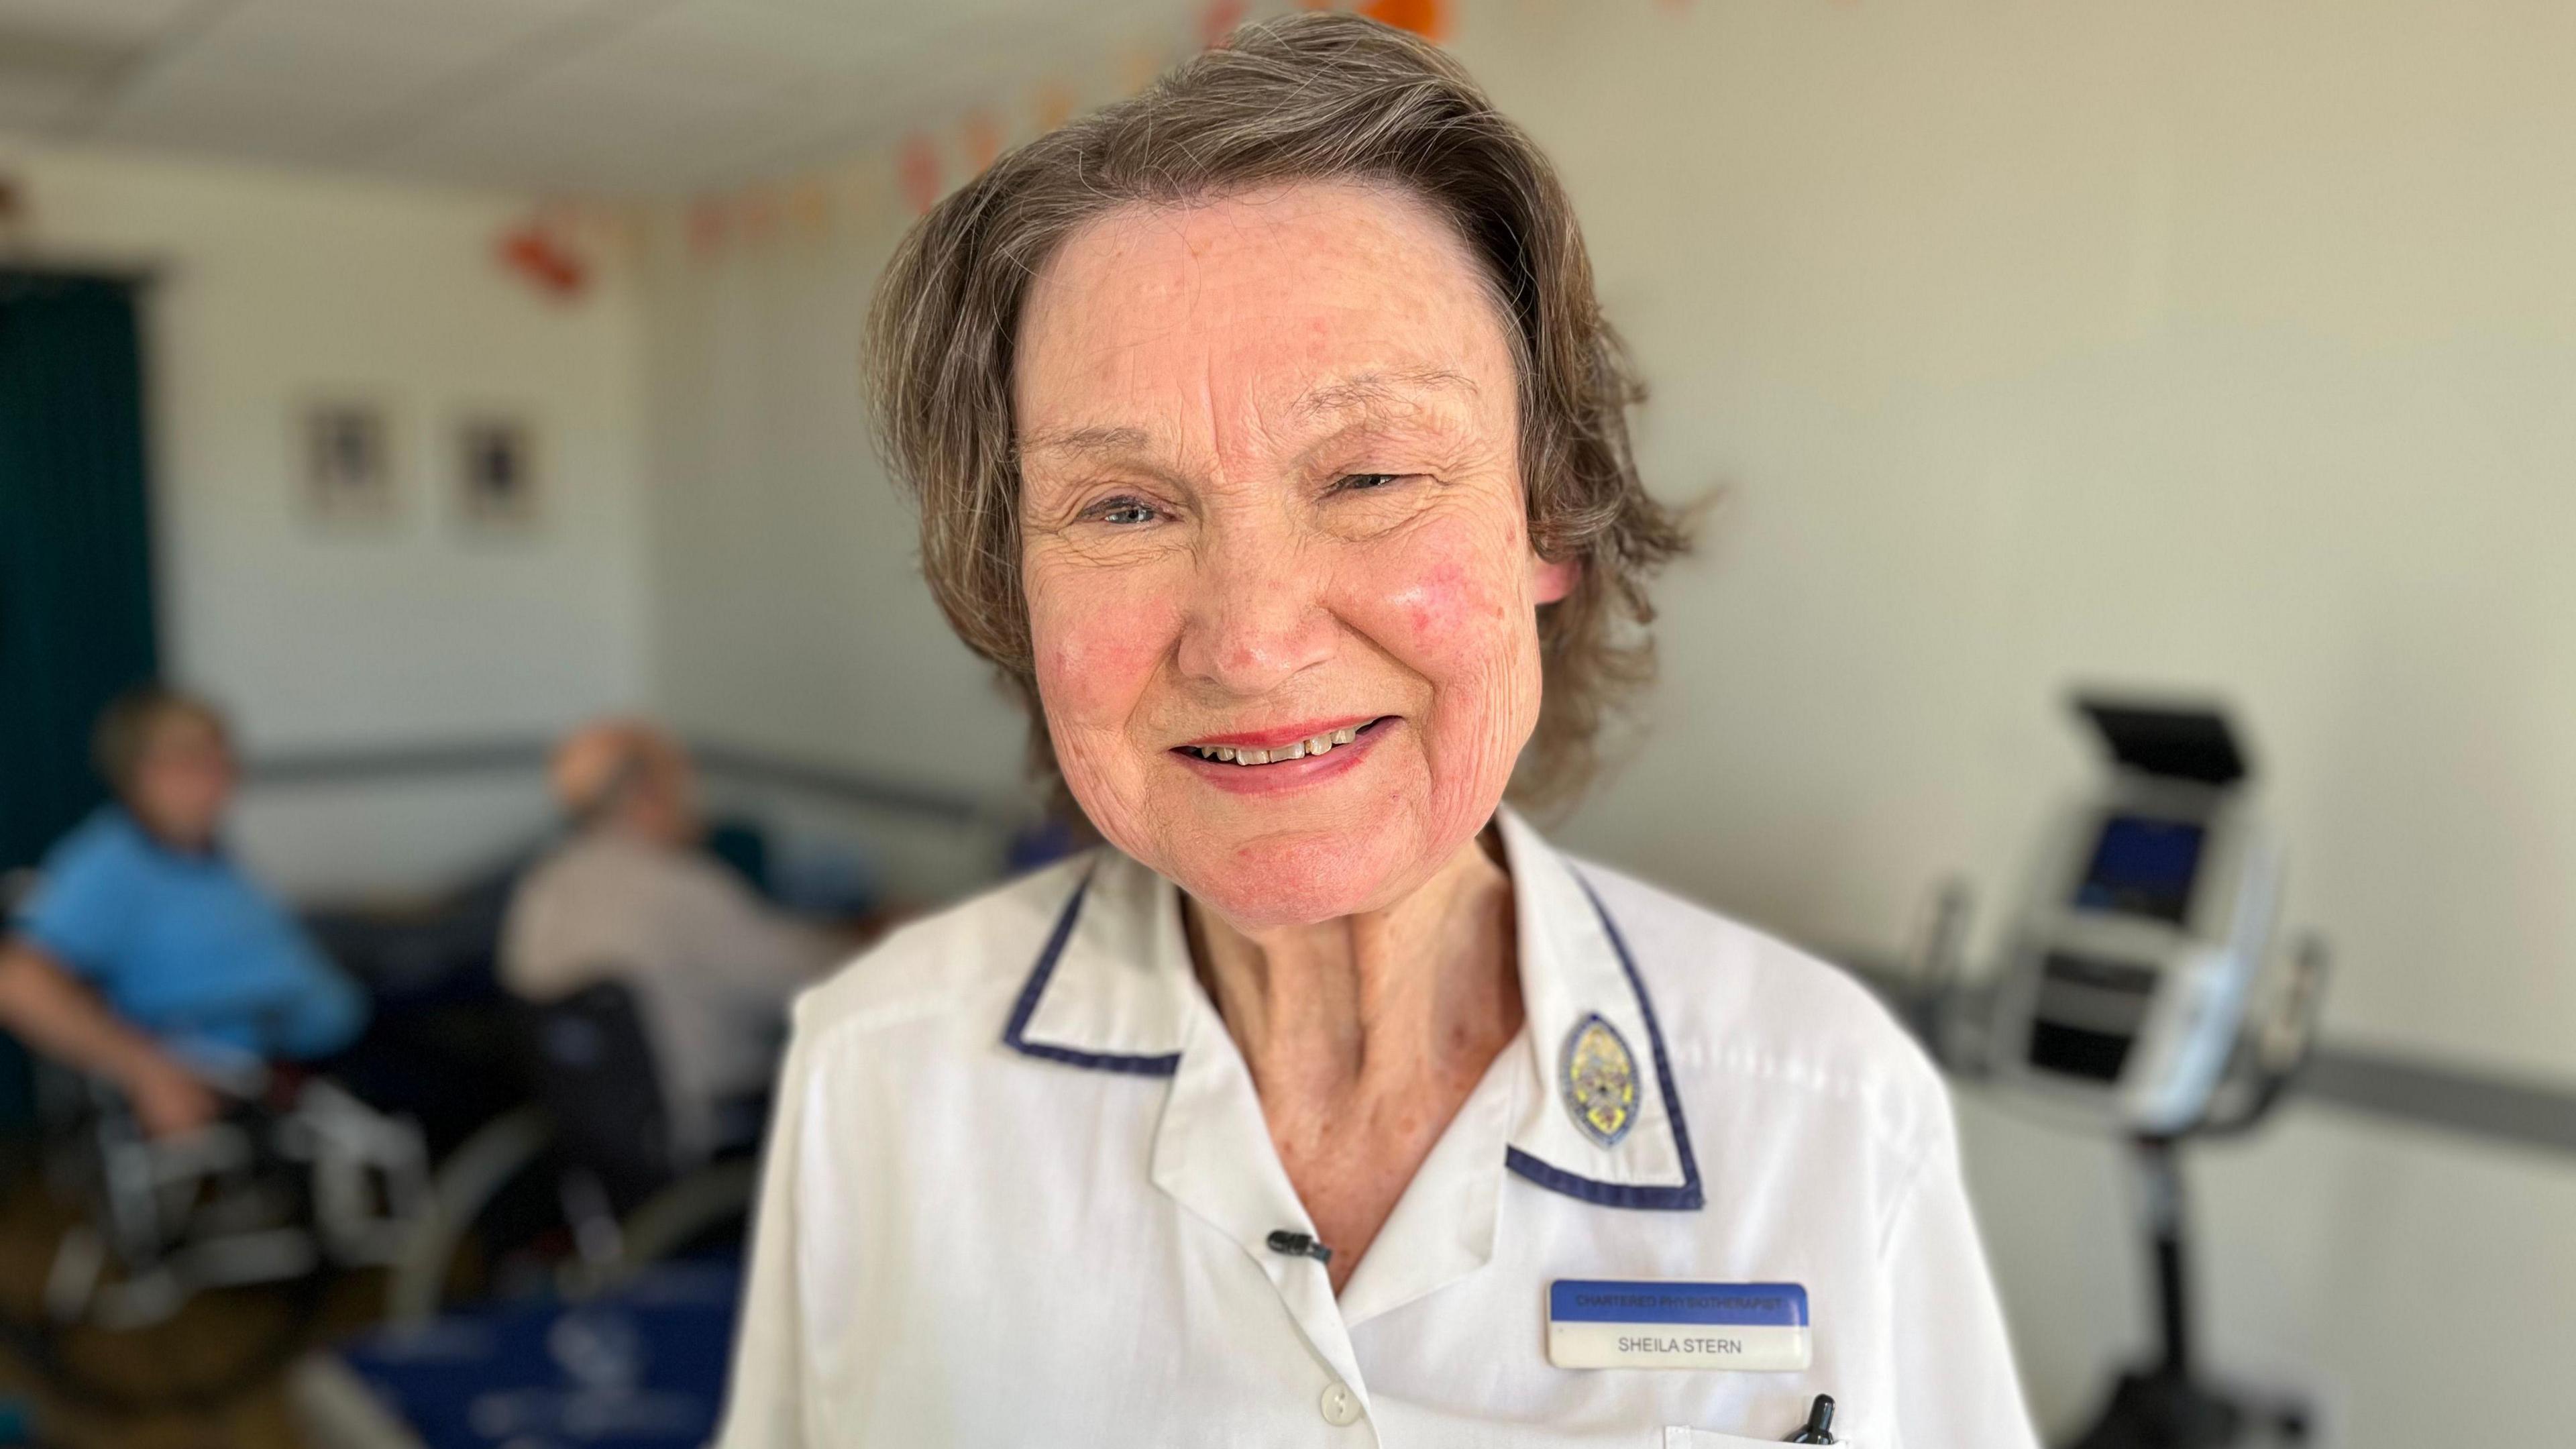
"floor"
0,1172,384,1449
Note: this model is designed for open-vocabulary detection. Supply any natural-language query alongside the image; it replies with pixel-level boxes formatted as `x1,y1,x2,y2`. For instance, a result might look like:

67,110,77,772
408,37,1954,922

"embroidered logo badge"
1560,1012,1640,1148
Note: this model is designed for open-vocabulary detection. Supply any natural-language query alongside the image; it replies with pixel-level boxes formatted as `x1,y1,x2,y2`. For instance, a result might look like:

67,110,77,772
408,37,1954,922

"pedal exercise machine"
1927,698,2330,1449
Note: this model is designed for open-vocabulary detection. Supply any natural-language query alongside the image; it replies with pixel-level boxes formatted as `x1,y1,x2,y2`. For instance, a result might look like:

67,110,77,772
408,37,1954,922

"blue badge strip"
1548,1281,1809,1328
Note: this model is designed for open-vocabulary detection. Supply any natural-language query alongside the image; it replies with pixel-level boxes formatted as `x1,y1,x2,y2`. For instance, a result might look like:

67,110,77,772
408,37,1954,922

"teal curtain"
0,270,159,876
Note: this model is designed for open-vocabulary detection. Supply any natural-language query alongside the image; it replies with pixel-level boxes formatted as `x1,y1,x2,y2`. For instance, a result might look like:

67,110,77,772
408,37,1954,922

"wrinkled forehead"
1013,182,1519,453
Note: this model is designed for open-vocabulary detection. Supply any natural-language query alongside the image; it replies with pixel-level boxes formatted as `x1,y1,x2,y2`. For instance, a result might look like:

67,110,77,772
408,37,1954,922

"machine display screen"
2072,814,2204,924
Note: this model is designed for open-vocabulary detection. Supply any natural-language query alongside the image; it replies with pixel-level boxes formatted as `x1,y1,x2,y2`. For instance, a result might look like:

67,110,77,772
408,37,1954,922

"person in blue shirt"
1,686,368,1137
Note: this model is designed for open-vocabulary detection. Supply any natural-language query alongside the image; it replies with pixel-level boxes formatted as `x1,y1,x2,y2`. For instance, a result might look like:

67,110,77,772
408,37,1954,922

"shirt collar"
1489,806,1703,1210
101,805,229,867
998,806,1703,1212
999,851,1189,1075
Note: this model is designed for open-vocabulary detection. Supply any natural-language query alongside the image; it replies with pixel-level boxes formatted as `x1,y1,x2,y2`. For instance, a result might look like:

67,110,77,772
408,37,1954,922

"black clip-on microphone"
1265,1230,1334,1266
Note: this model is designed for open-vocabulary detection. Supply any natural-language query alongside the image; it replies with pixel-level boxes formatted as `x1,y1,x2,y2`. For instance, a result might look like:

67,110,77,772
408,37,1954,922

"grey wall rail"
2296,1044,2576,1158
241,735,994,825
686,742,992,826
242,739,552,786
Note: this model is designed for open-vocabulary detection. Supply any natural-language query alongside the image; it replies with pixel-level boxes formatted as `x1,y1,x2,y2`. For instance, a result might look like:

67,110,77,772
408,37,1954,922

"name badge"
1547,1279,1812,1371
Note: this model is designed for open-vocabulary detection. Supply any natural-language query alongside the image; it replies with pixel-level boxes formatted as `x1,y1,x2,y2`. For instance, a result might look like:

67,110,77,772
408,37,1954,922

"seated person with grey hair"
501,719,839,1165
2,686,368,1138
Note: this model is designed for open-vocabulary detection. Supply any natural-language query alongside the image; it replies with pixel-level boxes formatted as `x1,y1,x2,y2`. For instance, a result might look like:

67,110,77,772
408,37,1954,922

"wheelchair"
382,975,763,1326
9,1038,431,1413
38,1061,428,1326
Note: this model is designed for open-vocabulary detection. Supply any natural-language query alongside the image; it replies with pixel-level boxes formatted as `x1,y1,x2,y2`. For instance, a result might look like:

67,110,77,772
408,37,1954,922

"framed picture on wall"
298,398,396,525
455,412,541,534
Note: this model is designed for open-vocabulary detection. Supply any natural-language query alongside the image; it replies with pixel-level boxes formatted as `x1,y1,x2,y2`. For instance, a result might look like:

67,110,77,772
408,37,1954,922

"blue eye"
1335,473,1402,493
1088,497,1158,526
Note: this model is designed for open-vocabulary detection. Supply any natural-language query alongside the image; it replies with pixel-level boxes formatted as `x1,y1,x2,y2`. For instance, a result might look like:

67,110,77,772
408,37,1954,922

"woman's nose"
1172,531,1336,696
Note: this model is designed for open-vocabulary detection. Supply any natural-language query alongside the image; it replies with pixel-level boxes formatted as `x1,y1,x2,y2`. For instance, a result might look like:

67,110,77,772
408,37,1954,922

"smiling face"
1014,181,1573,930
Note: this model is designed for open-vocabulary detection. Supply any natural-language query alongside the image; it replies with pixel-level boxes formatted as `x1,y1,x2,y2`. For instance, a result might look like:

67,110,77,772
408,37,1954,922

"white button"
1318,1381,1364,1426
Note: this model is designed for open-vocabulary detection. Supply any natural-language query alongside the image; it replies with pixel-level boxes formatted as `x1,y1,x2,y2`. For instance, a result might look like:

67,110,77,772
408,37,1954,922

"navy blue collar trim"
1504,873,1707,1212
999,862,1706,1212
1000,870,1182,1078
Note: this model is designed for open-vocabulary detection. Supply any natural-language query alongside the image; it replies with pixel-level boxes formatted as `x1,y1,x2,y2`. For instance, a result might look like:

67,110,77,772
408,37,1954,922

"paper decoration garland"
790,180,833,241
738,186,780,246
1201,0,1250,47
898,133,944,215
1118,42,1167,95
1034,83,1077,131
1358,0,1451,40
497,219,586,298
688,196,728,258
666,0,1542,262
962,111,1004,173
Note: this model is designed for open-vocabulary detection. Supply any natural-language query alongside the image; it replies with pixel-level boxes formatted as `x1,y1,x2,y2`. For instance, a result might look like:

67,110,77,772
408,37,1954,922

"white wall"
1459,0,2576,1083
633,168,1034,900
7,141,653,898
1447,1,2576,1440
635,186,1026,795
625,2,2576,1440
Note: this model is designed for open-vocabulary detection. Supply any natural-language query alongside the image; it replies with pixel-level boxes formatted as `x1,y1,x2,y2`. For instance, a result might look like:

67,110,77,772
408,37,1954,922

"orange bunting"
1200,0,1249,48
790,180,833,240
497,219,586,299
665,0,1500,256
737,186,780,245
687,196,729,259
898,133,944,215
1118,43,1167,95
961,111,1004,173
1357,0,1450,41
1034,83,1077,132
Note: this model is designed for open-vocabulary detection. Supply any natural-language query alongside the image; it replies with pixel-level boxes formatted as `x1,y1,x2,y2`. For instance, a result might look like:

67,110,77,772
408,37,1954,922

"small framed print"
455,413,540,534
299,399,396,525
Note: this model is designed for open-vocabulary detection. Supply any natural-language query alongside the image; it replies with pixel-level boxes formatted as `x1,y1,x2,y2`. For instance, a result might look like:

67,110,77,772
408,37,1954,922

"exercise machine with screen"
1990,700,2284,1134
1972,697,2328,1449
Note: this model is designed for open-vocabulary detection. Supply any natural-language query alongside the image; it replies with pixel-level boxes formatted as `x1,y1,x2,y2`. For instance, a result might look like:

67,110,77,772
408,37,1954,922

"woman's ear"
1532,553,1579,605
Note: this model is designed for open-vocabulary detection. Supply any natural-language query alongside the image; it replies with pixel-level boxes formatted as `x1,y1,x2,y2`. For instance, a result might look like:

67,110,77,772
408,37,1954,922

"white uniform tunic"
716,811,2038,1449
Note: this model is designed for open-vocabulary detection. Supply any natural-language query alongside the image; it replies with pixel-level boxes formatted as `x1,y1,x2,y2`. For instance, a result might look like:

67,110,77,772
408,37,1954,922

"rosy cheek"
1037,620,1148,716
1382,547,1514,661
1029,580,1176,729
1393,558,1467,640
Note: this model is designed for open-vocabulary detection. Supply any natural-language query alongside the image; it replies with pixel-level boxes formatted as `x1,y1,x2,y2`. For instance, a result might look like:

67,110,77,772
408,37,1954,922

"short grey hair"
92,684,229,799
866,11,1690,809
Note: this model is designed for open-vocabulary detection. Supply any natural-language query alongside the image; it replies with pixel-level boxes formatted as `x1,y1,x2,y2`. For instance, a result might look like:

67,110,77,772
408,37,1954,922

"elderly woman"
720,15,2034,1448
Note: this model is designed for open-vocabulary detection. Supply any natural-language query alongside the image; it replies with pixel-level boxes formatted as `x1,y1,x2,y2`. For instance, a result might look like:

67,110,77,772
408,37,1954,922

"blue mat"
334,1259,739,1448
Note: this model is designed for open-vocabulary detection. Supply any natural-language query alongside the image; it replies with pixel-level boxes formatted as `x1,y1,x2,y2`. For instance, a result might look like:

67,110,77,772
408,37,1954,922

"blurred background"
1,1,2571,1446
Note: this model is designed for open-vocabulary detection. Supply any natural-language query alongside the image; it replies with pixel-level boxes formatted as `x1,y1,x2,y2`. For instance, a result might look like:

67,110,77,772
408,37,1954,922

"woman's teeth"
1190,724,1360,766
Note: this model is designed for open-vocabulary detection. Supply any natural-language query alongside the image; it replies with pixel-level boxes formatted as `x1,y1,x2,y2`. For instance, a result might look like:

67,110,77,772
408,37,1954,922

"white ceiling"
0,0,1203,194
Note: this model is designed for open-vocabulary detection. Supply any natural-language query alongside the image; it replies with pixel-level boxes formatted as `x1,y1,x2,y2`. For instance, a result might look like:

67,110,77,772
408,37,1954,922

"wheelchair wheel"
3,1279,329,1418
0,1144,331,1415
